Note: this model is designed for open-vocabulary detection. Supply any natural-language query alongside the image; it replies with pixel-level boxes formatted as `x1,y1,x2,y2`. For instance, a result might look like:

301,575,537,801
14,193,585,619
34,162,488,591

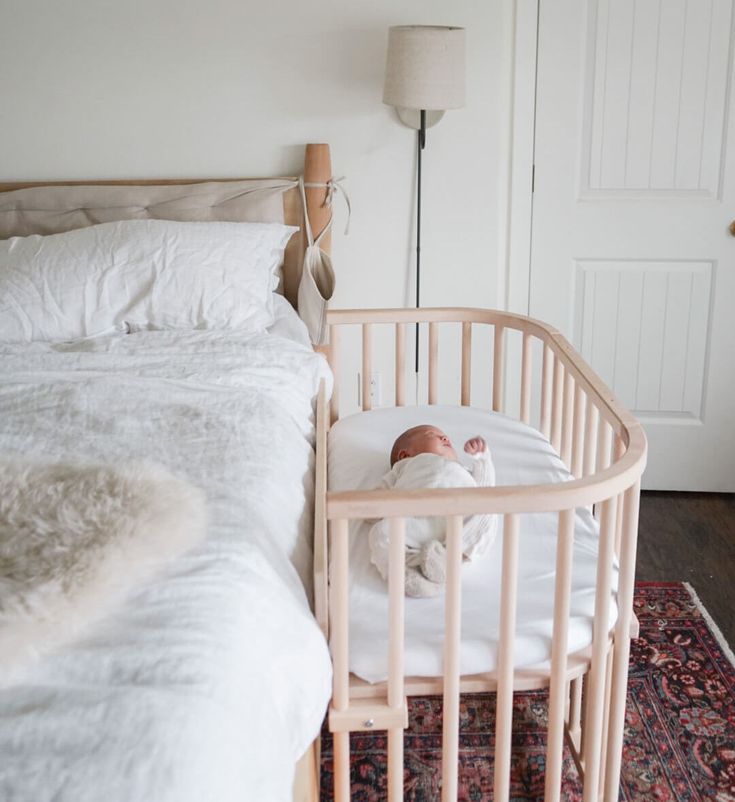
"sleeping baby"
368,425,497,598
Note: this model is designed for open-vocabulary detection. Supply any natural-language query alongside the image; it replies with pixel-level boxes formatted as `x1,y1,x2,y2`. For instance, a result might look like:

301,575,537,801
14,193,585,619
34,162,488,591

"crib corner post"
313,380,330,640
329,517,351,802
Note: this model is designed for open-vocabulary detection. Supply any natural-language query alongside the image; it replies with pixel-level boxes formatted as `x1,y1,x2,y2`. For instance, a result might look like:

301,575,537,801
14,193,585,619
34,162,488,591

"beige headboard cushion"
0,144,333,313
0,178,306,306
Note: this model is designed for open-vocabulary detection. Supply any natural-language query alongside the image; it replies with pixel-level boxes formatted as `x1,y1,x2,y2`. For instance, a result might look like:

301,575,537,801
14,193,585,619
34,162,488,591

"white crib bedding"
0,326,333,802
328,405,618,685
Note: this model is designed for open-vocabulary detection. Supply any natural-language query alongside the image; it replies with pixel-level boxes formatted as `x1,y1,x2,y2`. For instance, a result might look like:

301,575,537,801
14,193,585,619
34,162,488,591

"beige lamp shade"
383,25,466,111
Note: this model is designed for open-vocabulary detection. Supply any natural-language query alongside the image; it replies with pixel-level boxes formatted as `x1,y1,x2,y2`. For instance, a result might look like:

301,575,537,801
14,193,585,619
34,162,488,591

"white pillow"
0,219,298,342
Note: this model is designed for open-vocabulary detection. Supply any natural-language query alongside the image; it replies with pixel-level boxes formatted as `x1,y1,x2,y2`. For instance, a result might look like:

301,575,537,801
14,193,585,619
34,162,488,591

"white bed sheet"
268,295,312,347
328,405,617,684
0,324,332,802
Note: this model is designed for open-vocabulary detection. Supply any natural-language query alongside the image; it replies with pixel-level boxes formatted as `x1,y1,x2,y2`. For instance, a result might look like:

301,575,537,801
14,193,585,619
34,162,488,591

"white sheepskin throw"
0,459,206,683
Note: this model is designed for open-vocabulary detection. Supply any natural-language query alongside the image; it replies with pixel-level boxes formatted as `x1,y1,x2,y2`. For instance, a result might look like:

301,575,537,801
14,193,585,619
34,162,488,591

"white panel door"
530,0,735,490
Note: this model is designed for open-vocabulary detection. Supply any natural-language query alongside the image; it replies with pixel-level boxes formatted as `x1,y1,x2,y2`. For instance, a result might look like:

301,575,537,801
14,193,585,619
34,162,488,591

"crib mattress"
328,405,617,684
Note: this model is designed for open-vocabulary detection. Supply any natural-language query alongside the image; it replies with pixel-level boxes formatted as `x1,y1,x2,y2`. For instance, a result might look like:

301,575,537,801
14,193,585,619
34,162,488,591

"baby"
368,425,497,598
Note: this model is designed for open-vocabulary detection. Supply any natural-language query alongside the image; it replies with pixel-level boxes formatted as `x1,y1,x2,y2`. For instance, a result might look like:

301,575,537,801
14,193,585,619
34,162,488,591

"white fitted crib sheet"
328,405,617,684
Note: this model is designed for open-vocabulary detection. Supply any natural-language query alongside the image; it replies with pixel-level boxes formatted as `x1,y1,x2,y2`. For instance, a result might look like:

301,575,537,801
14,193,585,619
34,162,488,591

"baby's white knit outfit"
368,451,497,597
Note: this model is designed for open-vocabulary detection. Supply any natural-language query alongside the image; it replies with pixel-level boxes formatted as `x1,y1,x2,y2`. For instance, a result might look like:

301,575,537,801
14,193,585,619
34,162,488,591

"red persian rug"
320,582,735,801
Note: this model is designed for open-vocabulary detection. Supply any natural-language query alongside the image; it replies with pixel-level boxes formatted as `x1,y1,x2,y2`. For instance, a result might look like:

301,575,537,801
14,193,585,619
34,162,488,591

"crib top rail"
326,307,640,440
324,306,647,521
326,458,644,520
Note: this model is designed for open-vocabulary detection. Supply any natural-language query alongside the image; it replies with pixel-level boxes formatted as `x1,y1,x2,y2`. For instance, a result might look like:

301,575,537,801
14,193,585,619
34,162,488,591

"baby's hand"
464,436,487,455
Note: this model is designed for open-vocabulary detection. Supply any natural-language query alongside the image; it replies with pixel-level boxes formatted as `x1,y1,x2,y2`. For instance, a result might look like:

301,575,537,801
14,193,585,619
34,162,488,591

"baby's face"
402,426,458,462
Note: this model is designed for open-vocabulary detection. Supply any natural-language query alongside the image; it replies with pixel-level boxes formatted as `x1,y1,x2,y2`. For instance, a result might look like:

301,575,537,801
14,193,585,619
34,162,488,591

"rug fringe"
684,582,735,669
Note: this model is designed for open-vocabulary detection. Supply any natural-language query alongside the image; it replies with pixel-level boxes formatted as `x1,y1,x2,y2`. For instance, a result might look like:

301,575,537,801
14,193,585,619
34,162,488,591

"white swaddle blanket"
368,451,498,583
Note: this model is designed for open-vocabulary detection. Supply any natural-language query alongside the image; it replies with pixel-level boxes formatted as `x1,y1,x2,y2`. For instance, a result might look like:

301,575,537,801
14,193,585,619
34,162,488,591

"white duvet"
0,320,333,802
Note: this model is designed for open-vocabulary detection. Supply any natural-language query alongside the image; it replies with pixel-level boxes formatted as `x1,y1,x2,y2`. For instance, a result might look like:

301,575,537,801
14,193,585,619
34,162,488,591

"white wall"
0,0,512,408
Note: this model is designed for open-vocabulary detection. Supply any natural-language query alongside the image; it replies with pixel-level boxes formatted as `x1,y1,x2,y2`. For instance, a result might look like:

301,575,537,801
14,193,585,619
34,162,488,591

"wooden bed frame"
313,308,647,802
0,144,333,802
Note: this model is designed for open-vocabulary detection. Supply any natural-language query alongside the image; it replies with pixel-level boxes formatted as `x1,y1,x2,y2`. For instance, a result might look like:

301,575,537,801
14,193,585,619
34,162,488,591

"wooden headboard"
0,143,332,309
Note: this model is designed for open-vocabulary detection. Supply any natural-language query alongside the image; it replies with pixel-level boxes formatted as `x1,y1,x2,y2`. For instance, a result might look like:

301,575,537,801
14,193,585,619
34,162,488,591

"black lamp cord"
415,109,426,375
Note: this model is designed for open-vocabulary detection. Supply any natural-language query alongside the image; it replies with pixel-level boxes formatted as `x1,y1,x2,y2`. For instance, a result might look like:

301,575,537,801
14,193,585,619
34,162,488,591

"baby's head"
390,425,458,467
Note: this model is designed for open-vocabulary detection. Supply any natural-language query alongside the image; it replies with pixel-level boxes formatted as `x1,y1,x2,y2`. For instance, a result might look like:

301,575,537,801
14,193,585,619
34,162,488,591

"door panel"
530,0,735,490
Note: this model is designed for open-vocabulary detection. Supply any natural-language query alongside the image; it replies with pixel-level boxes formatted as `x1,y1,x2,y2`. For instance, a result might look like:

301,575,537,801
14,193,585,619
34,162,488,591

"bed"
316,309,647,802
0,145,335,802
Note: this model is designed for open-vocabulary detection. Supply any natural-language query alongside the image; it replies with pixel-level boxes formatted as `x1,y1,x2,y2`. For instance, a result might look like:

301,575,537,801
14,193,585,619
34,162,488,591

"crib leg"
441,516,464,802
597,648,614,795
581,499,616,802
568,675,583,753
387,517,406,802
494,514,521,802
544,509,575,802
333,731,350,802
387,730,403,802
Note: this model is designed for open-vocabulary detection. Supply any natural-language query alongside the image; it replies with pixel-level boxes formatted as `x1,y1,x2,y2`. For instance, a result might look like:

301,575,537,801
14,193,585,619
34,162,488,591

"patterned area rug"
320,582,735,801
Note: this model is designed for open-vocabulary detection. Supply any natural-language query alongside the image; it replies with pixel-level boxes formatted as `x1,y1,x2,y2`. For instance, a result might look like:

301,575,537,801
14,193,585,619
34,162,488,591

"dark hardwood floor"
636,491,735,648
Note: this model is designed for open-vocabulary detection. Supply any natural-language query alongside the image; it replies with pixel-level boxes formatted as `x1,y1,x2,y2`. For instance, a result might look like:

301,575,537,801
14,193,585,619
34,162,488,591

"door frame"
501,0,540,316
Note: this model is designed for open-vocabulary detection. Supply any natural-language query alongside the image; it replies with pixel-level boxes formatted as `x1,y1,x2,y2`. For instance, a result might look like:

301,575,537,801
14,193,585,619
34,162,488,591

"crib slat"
441,515,464,802
550,359,564,453
330,324,340,424
396,323,406,406
581,498,616,802
495,513,520,802
594,421,613,521
540,346,553,439
362,323,372,411
461,322,472,406
571,386,586,478
429,322,439,405
561,370,575,467
583,400,599,477
544,508,575,802
520,332,532,424
596,418,613,473
331,518,350,801
603,481,642,802
388,517,406,802
492,325,505,413
613,439,625,556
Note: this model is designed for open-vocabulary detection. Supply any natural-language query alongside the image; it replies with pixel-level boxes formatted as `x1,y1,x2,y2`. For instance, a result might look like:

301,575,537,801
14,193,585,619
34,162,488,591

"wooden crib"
313,307,647,802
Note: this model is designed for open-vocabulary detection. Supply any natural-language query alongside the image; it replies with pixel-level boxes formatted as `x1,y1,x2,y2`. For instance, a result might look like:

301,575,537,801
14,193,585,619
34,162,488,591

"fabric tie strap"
300,175,351,237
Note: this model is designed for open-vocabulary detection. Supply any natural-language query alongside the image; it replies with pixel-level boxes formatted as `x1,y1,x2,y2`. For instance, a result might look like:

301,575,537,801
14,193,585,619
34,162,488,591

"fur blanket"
0,459,206,682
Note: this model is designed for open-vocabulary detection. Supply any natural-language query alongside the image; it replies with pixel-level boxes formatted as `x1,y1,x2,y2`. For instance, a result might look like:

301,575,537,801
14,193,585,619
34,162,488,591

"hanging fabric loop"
297,175,349,345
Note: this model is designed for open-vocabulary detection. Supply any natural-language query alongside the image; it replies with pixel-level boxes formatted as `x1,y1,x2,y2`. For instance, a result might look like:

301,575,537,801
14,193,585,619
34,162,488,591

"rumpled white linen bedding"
0,313,332,802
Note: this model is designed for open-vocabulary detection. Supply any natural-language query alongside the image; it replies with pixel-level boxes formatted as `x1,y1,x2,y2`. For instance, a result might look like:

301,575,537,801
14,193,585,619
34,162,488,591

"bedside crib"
314,307,647,802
